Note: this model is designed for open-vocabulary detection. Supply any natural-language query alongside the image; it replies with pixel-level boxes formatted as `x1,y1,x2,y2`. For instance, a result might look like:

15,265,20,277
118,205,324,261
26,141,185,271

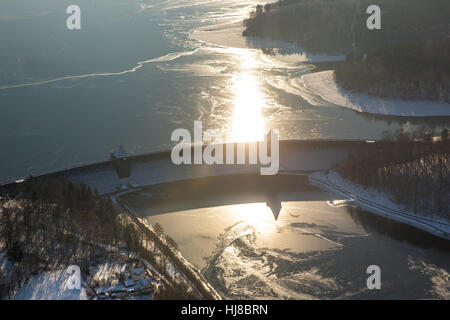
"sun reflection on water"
230,50,266,143
230,202,279,232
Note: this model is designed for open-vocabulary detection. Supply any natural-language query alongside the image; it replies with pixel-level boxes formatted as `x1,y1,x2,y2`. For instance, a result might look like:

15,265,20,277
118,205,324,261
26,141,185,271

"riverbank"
306,171,450,240
116,198,222,300
190,22,345,63
192,23,450,118
302,71,450,117
190,22,248,49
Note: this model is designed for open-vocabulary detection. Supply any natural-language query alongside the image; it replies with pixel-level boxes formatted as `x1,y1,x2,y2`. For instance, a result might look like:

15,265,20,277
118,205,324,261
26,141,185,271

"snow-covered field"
308,171,450,240
302,70,450,116
13,269,88,300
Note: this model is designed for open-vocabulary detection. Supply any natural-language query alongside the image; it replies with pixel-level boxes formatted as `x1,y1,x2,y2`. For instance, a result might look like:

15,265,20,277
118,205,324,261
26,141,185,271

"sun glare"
230,203,277,230
230,51,265,143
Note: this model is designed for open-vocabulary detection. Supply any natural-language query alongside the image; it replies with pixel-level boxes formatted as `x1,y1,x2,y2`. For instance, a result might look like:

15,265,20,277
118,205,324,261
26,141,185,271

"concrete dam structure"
1,140,373,196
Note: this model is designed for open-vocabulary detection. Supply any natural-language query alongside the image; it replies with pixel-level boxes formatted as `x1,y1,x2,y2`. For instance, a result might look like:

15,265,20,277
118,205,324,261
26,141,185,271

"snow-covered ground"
307,171,450,240
9,261,157,300
0,248,12,279
13,269,88,300
190,23,345,63
64,143,349,196
89,262,156,300
190,22,249,49
302,70,450,116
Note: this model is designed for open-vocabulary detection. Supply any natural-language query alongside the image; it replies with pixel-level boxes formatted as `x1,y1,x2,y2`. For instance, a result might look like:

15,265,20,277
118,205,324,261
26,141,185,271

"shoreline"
189,22,345,63
190,22,249,49
302,70,450,117
120,171,450,242
116,198,222,300
304,171,450,241
191,21,449,117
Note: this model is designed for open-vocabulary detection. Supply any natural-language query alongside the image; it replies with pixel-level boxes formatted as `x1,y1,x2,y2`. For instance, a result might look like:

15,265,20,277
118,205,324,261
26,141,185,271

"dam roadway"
1,140,372,196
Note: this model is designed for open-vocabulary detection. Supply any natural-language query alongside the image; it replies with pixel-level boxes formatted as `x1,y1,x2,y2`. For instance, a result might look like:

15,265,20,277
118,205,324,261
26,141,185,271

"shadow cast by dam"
121,174,326,219
121,173,450,250
346,206,450,252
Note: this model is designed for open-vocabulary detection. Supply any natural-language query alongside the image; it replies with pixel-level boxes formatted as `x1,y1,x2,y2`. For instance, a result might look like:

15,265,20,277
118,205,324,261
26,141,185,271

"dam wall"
1,140,372,196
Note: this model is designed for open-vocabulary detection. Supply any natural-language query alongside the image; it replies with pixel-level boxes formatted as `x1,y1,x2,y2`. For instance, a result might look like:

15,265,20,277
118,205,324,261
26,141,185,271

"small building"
110,146,131,179
124,278,135,288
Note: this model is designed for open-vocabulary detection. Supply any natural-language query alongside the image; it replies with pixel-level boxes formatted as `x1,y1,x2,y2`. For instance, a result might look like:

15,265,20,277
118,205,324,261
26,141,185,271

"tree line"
243,0,450,54
338,129,450,218
243,0,450,102
0,178,192,299
335,38,450,102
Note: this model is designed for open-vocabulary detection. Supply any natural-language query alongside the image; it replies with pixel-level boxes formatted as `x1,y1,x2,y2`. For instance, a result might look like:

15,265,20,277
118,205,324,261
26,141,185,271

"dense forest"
335,38,450,102
0,178,119,282
338,129,450,218
243,0,450,54
244,0,450,101
0,178,193,299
